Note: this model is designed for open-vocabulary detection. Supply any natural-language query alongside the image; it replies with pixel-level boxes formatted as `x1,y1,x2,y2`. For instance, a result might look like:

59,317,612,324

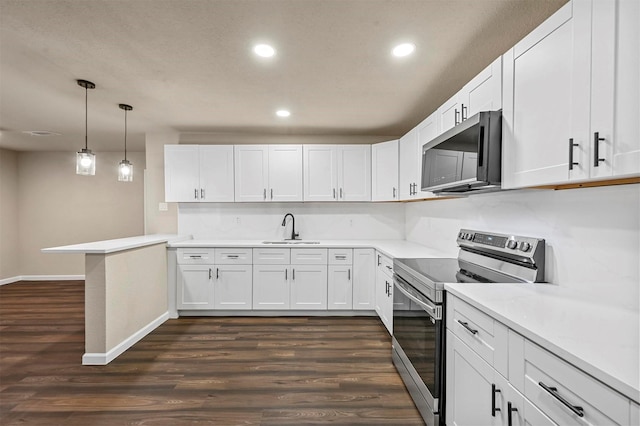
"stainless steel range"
392,229,546,426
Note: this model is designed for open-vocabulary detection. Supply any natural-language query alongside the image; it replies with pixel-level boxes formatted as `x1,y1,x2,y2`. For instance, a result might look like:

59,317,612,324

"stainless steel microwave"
421,110,502,194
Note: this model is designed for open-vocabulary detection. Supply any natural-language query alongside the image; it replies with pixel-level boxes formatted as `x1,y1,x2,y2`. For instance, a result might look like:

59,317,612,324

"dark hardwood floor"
0,281,425,425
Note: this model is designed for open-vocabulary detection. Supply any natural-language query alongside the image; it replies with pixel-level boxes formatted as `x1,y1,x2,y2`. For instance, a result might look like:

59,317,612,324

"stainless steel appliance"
421,110,502,194
392,229,545,426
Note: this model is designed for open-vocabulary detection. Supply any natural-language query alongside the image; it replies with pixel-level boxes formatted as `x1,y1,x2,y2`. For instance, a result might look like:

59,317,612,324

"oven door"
392,274,444,426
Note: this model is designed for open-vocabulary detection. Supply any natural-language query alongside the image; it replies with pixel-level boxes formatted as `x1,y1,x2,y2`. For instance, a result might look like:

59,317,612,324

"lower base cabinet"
328,265,352,309
290,265,328,309
177,264,214,309
375,252,394,334
252,265,289,309
214,264,252,310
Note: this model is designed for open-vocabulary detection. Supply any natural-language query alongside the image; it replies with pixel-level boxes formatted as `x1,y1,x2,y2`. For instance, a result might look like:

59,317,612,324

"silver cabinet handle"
339,188,343,199
335,255,347,260
285,269,287,280
348,268,351,281
263,188,267,200
454,108,460,126
209,268,212,279
457,319,478,335
270,188,273,199
189,255,202,259
461,103,467,121
392,187,396,198
539,382,584,417
201,188,205,199
569,138,579,170
386,265,393,271
593,132,605,167
292,268,295,280
194,189,198,200
377,254,381,266
227,255,239,259
333,188,336,199
216,268,219,279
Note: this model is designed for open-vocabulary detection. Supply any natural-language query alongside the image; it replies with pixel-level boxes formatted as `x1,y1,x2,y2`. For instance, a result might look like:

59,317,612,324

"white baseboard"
82,312,170,365
0,275,85,285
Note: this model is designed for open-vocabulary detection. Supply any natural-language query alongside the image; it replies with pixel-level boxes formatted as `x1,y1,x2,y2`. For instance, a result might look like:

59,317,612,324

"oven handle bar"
394,277,440,320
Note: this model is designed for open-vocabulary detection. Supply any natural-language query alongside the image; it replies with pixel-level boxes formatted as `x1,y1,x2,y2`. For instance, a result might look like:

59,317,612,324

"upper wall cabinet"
399,111,440,200
438,57,502,134
303,145,371,202
371,140,399,201
165,145,235,202
234,145,303,202
503,0,639,189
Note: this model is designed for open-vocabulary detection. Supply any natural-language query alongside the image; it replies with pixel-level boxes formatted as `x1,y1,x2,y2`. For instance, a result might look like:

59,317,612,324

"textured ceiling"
0,0,566,152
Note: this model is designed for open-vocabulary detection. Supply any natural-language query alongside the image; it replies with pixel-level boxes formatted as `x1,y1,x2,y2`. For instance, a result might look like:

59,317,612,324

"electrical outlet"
158,202,168,212
236,217,241,224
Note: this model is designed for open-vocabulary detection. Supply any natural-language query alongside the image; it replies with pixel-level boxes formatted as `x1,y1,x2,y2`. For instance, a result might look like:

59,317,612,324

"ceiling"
0,0,566,153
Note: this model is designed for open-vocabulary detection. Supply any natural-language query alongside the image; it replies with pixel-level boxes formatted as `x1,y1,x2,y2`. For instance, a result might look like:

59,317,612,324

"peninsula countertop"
42,234,191,254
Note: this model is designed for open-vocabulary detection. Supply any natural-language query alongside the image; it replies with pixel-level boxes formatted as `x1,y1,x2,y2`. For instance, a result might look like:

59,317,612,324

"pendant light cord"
124,108,128,161
84,86,88,150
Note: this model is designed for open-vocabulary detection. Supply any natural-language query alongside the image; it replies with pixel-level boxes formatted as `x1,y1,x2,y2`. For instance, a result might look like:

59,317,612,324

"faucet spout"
281,213,299,240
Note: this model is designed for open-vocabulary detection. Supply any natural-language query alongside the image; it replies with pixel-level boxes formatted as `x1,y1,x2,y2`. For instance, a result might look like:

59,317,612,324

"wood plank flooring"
0,281,425,425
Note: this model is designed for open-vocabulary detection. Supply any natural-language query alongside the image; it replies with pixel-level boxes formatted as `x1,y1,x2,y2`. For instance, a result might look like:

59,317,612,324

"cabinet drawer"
214,248,253,264
328,248,353,265
252,248,290,264
377,252,394,276
177,248,215,264
291,248,328,264
447,295,508,376
520,340,630,426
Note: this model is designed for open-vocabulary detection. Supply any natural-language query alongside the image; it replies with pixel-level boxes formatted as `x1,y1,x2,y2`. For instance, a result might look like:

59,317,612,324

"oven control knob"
458,232,465,239
519,242,531,252
465,233,473,240
507,240,518,250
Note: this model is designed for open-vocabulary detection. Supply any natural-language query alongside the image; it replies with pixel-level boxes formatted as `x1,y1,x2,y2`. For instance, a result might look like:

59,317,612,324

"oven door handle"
394,278,439,319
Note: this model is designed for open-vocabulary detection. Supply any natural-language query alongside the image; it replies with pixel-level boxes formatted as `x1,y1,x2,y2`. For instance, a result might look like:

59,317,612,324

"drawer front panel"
290,248,328,265
214,248,253,264
177,248,215,264
328,248,353,265
377,252,394,277
523,340,629,426
252,248,291,264
447,296,508,375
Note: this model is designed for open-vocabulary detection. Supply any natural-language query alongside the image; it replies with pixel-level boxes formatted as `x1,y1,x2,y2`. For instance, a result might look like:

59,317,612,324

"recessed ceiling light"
392,43,416,57
276,109,290,118
253,44,276,58
22,130,61,136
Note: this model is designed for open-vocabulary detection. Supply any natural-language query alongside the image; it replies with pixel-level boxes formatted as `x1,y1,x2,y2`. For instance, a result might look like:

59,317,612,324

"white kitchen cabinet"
164,145,235,202
234,145,303,202
290,264,328,310
303,144,371,202
252,264,290,309
328,265,352,310
438,57,502,134
399,112,440,201
177,264,214,309
375,252,394,334
371,140,399,201
503,0,639,189
352,248,375,310
213,264,252,310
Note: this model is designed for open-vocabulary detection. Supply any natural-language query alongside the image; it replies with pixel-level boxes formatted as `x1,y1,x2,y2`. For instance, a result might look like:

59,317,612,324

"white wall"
0,149,20,280
405,184,640,310
178,202,405,241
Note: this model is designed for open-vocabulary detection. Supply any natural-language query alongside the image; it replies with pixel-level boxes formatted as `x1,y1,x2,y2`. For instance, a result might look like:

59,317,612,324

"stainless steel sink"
262,240,320,245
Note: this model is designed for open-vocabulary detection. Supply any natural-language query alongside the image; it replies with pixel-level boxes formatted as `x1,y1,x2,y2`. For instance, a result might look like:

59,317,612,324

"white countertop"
168,239,454,260
42,234,191,254
445,283,640,403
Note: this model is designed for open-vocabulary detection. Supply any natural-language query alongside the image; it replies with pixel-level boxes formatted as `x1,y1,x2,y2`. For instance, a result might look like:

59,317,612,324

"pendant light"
117,103,134,182
76,79,96,175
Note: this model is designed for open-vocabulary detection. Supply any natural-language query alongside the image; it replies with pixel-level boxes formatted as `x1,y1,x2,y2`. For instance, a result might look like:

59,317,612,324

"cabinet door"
214,264,252,310
268,145,303,202
328,265,352,310
462,56,502,118
303,145,338,201
502,3,590,188
438,94,461,134
352,248,375,310
375,266,393,334
591,0,639,179
252,265,289,309
337,145,371,201
399,128,418,200
199,145,234,202
290,265,328,310
234,145,268,202
371,139,399,201
177,264,214,309
415,112,439,198
446,331,497,426
164,145,200,202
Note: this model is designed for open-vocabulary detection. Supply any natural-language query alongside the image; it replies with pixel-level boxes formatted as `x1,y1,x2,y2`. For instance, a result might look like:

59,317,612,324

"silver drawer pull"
539,382,584,418
457,320,478,335
227,255,239,259
335,255,347,260
189,255,202,259
386,265,393,271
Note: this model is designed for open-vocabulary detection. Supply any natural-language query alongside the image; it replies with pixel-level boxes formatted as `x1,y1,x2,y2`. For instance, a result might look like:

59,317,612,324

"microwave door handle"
394,278,438,318
478,124,485,168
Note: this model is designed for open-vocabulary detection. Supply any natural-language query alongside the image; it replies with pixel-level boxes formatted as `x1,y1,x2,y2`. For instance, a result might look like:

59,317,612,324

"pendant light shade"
117,104,134,182
76,79,96,175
